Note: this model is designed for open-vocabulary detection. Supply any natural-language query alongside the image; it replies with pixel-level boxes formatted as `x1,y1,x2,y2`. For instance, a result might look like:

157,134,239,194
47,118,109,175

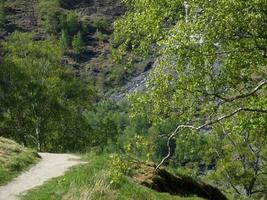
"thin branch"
214,80,267,102
251,190,266,195
156,107,267,169
215,149,242,195
156,125,195,169
200,49,257,57
226,171,242,195
180,79,266,103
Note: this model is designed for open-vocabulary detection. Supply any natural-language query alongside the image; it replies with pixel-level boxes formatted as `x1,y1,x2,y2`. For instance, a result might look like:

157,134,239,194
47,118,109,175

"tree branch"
226,171,242,195
156,107,267,169
207,79,267,102
251,189,266,195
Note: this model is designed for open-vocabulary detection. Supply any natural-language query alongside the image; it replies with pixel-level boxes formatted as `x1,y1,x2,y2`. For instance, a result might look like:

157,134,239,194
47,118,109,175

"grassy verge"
0,137,40,185
22,152,202,200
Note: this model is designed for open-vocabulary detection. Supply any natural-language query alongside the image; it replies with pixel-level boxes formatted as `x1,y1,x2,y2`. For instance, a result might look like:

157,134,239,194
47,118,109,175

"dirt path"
0,153,86,200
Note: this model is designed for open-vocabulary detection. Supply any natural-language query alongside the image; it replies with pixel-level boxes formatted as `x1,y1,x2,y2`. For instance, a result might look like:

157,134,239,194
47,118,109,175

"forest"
0,0,266,199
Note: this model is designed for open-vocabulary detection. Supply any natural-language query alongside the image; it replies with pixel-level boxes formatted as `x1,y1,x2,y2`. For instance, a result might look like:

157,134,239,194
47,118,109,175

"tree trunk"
35,118,41,151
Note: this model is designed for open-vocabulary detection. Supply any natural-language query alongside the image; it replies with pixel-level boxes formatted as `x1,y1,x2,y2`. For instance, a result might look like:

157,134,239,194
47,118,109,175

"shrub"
60,29,71,49
109,153,129,186
72,31,84,53
91,16,110,33
64,11,80,36
38,0,61,34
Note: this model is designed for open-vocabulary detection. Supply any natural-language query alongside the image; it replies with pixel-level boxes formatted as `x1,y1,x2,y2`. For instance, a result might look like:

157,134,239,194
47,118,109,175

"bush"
60,29,71,49
91,16,110,33
109,153,129,186
38,0,61,34
72,31,84,53
62,11,80,36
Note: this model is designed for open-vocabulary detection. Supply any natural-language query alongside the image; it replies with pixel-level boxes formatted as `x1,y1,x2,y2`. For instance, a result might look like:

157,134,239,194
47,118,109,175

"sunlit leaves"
115,0,267,197
0,32,94,151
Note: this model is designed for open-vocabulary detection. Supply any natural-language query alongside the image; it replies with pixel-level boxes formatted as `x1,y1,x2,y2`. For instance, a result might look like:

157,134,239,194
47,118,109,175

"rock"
109,59,157,101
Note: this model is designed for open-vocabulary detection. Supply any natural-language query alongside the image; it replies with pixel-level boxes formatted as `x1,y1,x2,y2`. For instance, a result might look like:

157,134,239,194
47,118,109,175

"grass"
0,137,39,185
22,152,203,200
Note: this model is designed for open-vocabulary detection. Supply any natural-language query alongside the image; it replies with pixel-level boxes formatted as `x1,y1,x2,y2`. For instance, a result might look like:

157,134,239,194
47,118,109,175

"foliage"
109,153,129,185
123,135,153,162
115,0,267,198
0,32,94,152
72,31,84,53
174,132,209,169
38,0,61,34
207,114,267,197
60,10,81,37
94,30,109,42
84,100,129,151
91,16,110,33
38,1,87,54
113,0,182,61
0,0,5,27
60,29,71,49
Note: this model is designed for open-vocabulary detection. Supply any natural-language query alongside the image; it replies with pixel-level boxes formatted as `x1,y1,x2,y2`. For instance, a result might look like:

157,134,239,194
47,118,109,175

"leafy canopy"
0,32,94,152
114,0,267,197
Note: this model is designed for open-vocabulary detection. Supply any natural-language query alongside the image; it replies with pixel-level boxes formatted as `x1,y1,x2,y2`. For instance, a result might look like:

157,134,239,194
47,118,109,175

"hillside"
0,137,39,186
0,0,147,92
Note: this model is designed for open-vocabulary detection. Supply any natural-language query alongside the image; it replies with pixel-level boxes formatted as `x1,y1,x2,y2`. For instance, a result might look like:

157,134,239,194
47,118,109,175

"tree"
61,11,81,36
84,100,129,151
60,29,71,49
113,0,182,60
1,32,64,150
37,0,61,34
72,31,84,53
0,32,94,151
207,114,267,197
114,0,267,198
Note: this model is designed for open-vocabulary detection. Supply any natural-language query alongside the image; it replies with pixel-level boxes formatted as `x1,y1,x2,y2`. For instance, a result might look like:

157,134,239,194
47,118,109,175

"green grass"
22,152,203,200
0,137,39,185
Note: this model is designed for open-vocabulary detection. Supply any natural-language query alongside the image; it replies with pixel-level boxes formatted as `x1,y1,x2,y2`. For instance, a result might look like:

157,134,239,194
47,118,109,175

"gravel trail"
0,153,85,200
